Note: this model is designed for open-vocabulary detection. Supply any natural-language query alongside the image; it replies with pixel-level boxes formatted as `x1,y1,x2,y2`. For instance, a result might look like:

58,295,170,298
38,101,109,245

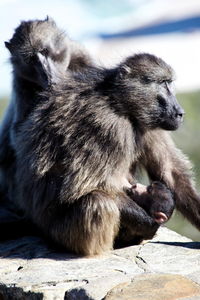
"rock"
104,274,200,300
0,225,200,300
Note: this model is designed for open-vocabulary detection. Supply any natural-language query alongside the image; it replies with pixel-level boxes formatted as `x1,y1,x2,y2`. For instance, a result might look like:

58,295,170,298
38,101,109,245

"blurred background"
0,0,200,241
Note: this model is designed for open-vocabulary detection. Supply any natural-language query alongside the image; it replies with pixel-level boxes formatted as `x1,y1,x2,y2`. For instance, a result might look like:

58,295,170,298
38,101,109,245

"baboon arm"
118,193,159,239
141,129,200,230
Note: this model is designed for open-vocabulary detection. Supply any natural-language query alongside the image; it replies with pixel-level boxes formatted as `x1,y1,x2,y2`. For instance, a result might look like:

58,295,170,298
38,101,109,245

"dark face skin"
131,79,185,131
156,81,184,131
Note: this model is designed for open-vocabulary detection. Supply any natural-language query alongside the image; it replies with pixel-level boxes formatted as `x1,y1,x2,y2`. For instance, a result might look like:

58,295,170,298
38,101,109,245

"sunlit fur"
1,19,200,255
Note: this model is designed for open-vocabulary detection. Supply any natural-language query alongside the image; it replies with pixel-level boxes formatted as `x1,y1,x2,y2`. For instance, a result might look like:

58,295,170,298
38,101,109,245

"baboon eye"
157,95,166,108
141,76,151,84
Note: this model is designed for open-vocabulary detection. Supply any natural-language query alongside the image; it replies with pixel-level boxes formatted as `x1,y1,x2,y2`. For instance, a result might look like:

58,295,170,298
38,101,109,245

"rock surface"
0,225,200,299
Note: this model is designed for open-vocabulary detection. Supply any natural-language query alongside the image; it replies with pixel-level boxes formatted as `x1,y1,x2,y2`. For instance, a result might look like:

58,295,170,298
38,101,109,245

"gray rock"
0,226,200,300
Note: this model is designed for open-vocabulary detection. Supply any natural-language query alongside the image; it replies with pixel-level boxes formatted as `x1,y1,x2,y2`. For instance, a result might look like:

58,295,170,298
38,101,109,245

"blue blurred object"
99,15,200,39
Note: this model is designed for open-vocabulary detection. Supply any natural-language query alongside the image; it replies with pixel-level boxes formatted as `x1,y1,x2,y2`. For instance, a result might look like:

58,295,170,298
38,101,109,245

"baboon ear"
46,15,56,24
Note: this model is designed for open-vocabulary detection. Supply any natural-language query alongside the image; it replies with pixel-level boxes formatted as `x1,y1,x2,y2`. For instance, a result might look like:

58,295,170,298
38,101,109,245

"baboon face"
121,54,184,131
5,18,70,87
154,80,184,131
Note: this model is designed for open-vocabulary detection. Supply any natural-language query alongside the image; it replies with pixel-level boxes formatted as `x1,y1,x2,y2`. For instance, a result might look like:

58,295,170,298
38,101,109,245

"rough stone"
104,274,200,300
0,221,200,300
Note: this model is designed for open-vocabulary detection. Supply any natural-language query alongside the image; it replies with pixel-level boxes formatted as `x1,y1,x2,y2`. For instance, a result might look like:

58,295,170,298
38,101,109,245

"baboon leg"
114,228,144,248
37,191,120,256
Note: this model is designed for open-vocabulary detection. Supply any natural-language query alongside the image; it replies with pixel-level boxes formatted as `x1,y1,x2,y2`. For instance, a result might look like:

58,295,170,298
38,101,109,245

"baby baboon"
115,181,175,248
128,182,174,224
1,19,200,255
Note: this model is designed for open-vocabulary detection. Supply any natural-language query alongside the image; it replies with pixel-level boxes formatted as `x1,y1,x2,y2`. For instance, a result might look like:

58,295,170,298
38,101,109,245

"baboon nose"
175,107,185,119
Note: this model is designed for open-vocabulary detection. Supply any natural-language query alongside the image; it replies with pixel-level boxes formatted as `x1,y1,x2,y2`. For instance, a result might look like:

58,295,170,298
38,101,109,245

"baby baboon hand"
153,211,168,224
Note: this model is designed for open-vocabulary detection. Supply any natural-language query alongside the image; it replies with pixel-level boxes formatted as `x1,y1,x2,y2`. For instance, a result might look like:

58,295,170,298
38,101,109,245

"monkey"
0,17,94,203
128,182,175,224
114,181,175,248
2,19,200,255
1,17,151,214
3,31,184,255
2,17,92,135
0,18,95,243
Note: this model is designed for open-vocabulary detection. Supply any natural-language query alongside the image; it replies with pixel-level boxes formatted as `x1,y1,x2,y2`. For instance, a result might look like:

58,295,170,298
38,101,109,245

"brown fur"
1,18,200,255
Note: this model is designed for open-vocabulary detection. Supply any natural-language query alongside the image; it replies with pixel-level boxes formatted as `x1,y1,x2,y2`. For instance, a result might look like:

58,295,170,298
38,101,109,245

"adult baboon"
2,19,200,255
0,18,93,201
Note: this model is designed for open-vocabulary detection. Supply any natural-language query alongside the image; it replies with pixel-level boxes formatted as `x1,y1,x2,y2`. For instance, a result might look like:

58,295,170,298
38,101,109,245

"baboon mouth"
160,117,183,131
